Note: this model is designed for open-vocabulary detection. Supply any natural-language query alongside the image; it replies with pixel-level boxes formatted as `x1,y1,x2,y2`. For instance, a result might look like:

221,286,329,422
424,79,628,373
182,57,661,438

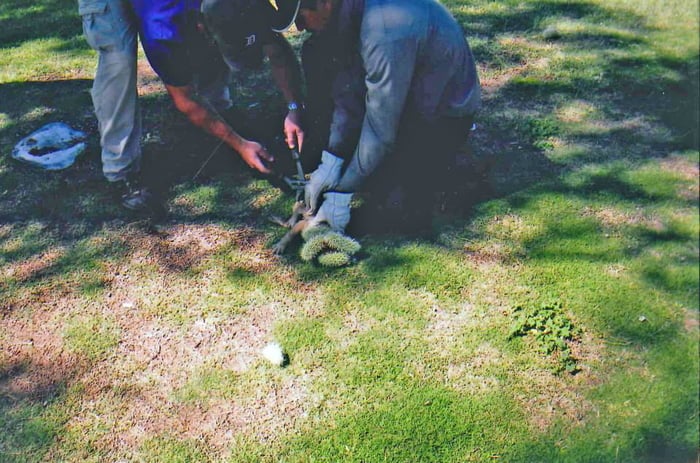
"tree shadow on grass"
0,354,86,463
0,79,297,460
0,73,311,337
1,0,698,459
0,0,84,48
495,52,699,151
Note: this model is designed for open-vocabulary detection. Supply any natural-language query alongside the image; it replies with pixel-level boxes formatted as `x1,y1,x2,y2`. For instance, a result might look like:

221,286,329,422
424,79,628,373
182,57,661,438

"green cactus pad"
301,223,331,241
300,229,362,262
317,251,352,267
322,232,361,254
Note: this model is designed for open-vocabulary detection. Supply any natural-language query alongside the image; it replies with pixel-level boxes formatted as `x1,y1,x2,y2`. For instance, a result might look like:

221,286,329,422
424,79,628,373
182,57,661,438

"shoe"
110,176,153,212
121,178,153,211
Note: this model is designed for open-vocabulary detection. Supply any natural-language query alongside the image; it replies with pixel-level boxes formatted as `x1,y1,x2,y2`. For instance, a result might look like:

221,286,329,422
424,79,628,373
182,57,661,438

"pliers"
282,147,307,201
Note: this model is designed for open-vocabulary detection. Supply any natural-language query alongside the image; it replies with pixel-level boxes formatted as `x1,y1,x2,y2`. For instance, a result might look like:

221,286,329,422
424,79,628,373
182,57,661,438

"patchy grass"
1,0,698,461
63,313,121,361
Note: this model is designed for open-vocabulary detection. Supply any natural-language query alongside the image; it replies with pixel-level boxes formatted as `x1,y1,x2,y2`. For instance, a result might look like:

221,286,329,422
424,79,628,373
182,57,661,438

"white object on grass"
12,122,87,170
261,342,286,366
542,26,561,40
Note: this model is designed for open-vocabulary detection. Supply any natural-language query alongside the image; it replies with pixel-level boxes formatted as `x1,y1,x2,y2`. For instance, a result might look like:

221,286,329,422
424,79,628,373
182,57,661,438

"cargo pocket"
80,0,116,51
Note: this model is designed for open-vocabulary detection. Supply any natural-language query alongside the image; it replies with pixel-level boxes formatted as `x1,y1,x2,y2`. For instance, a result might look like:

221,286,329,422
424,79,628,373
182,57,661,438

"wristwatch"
287,101,303,112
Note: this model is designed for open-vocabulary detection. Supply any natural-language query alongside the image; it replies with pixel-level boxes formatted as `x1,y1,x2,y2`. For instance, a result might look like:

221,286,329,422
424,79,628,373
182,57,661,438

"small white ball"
542,26,561,40
261,342,286,366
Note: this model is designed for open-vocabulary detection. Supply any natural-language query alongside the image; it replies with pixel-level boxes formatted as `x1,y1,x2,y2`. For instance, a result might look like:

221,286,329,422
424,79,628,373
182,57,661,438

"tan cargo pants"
79,0,141,181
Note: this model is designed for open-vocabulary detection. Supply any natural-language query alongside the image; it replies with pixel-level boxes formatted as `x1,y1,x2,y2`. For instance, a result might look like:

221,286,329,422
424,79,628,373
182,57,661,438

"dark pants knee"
299,36,338,169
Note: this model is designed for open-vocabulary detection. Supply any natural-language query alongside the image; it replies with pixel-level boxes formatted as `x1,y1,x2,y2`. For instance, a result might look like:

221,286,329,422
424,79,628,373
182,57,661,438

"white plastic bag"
12,122,87,170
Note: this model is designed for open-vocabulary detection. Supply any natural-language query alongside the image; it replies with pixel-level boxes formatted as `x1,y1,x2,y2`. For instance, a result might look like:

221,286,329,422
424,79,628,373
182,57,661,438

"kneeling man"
298,0,481,233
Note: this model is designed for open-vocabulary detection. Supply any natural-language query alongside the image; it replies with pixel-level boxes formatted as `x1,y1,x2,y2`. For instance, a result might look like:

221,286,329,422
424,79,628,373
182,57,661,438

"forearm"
166,83,274,173
334,137,388,192
165,84,245,153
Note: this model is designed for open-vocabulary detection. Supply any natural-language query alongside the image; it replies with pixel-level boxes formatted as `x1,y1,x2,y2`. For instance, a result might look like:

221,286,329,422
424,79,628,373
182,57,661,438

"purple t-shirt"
131,0,217,86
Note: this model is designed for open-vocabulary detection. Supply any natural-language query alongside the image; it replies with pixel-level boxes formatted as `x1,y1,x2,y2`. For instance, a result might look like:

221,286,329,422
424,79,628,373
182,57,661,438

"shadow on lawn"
458,0,698,172
0,355,86,463
0,0,82,48
0,0,694,247
0,0,694,329
0,0,698,460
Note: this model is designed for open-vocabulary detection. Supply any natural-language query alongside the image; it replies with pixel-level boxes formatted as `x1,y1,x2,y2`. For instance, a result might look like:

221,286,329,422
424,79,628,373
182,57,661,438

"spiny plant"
300,225,361,267
509,301,581,374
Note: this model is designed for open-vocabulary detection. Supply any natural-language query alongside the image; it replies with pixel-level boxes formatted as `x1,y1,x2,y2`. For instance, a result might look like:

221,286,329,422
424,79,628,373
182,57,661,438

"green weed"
0,0,698,460
509,301,581,373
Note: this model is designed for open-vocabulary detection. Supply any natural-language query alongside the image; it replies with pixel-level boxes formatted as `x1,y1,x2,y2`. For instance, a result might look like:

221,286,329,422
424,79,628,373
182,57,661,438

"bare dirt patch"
443,343,504,394
519,375,595,432
136,60,165,98
2,246,65,283
514,331,605,431
659,154,700,181
71,304,320,454
463,242,512,266
0,352,83,408
683,308,699,333
417,299,512,394
0,295,89,405
581,205,668,231
125,223,249,273
427,301,481,341
0,219,320,458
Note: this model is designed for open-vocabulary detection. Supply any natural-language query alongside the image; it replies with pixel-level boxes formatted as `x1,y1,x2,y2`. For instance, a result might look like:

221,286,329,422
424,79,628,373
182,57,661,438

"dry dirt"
0,219,321,458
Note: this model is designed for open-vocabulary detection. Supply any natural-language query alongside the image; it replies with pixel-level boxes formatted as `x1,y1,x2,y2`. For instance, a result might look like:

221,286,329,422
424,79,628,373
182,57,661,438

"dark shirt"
131,0,220,86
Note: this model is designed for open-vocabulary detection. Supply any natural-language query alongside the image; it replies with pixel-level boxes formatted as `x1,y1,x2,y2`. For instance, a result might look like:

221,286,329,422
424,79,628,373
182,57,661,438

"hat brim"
270,0,301,32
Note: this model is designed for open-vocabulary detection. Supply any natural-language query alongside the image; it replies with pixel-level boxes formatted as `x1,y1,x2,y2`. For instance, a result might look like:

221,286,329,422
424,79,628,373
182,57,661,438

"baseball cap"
269,0,301,32
201,0,300,68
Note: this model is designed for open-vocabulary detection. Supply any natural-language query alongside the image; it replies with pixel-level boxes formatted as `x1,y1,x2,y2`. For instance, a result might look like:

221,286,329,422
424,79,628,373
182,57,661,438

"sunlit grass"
0,0,697,461
0,37,93,83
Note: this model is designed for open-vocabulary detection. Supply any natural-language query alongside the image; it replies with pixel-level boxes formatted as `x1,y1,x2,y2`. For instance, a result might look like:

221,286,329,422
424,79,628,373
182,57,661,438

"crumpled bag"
12,122,87,170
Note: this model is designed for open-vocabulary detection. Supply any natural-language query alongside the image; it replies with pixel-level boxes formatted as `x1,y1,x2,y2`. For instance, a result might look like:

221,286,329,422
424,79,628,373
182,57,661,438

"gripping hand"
304,150,344,212
308,192,353,233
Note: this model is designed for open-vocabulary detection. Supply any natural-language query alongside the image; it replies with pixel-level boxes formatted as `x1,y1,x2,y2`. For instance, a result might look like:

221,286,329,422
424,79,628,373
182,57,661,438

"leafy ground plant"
509,301,581,373
0,0,698,461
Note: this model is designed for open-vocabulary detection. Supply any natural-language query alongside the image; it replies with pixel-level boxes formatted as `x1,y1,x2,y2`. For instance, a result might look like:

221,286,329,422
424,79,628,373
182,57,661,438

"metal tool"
285,147,306,201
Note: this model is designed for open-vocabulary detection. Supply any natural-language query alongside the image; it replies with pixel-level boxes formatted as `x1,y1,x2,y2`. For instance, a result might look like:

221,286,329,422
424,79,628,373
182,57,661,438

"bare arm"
264,35,305,150
165,83,274,174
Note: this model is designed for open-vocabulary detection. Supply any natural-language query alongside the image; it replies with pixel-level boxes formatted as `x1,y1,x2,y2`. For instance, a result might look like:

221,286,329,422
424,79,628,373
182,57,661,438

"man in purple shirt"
131,0,305,174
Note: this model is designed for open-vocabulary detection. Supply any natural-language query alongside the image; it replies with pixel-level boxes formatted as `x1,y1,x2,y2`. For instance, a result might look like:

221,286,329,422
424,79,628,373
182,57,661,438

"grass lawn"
1,0,698,461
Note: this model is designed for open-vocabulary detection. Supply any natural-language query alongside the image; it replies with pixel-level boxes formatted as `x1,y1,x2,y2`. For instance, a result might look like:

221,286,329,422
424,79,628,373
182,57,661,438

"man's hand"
308,192,353,232
284,110,304,151
305,150,344,211
165,84,274,175
239,140,274,174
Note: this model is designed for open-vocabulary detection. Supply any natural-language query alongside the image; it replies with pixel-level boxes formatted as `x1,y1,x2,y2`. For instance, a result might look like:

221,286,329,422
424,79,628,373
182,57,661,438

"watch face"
288,102,299,111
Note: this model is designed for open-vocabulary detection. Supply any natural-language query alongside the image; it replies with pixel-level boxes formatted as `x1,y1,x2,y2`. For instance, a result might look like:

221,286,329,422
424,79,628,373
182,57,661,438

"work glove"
305,150,344,212
308,192,353,233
